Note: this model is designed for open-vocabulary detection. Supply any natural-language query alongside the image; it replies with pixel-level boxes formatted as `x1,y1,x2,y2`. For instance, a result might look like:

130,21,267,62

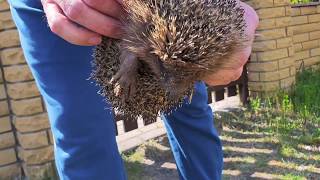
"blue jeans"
9,0,223,179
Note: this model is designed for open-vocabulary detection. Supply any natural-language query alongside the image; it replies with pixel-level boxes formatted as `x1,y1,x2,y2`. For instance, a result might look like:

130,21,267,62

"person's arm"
203,1,259,86
41,0,124,46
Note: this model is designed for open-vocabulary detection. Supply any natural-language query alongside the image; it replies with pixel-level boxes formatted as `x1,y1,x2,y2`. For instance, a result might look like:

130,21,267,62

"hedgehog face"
153,61,199,101
161,72,194,100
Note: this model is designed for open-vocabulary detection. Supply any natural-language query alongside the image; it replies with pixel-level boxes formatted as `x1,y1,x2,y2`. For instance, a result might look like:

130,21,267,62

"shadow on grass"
123,137,179,180
123,109,319,180
220,112,320,180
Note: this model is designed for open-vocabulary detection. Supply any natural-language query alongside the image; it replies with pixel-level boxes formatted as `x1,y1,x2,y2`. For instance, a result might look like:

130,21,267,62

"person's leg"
162,82,223,180
9,1,126,179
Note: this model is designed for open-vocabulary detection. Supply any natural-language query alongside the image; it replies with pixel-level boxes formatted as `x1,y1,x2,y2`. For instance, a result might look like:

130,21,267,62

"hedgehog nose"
160,75,179,101
165,85,179,100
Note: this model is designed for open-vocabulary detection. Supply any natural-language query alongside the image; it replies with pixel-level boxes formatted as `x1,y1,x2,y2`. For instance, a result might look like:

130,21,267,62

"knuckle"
49,18,63,34
64,1,84,20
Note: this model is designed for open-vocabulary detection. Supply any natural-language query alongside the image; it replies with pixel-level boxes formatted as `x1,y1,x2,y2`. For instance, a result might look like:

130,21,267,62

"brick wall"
0,0,56,179
290,4,320,70
245,0,296,95
245,0,320,95
0,0,22,179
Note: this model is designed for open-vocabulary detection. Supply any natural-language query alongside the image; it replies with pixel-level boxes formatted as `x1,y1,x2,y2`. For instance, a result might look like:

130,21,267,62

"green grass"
282,174,306,180
291,0,319,4
122,148,145,180
218,67,320,179
246,68,320,144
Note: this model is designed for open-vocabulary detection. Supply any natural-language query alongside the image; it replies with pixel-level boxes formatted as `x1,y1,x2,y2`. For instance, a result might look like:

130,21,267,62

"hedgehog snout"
159,72,187,101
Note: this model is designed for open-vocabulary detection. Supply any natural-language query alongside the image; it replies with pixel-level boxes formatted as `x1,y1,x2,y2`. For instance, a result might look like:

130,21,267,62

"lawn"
123,68,320,180
123,117,320,179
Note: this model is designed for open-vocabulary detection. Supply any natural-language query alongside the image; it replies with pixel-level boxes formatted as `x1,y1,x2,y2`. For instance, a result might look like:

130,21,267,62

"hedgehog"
91,0,248,120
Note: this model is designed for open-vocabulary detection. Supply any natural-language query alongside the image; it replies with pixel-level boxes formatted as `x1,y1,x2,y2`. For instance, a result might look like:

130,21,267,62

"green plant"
290,0,318,4
282,174,306,180
246,68,320,143
250,97,261,114
281,94,293,113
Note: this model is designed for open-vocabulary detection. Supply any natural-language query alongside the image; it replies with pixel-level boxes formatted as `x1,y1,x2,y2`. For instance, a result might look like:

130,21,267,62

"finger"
56,0,123,38
83,0,125,19
221,68,242,83
231,68,243,81
220,49,250,70
44,1,102,45
232,46,252,68
202,74,223,86
204,68,241,86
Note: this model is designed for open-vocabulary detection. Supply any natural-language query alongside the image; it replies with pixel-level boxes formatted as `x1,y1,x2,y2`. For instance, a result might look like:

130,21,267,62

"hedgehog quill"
91,0,248,120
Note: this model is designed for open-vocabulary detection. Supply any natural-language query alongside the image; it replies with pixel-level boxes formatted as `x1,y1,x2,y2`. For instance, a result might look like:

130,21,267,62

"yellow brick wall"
0,0,55,179
244,1,320,96
245,0,296,95
290,4,320,70
0,0,21,179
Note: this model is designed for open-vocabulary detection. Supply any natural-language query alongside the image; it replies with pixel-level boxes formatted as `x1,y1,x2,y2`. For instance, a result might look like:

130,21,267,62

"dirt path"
123,136,179,180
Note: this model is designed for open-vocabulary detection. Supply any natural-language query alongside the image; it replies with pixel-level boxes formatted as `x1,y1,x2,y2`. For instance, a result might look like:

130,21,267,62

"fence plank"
142,115,157,125
239,65,249,105
114,111,139,132
207,87,214,104
227,85,237,97
123,119,138,132
215,89,225,101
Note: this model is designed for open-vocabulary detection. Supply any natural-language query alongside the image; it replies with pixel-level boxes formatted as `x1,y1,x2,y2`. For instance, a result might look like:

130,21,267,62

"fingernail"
88,37,101,45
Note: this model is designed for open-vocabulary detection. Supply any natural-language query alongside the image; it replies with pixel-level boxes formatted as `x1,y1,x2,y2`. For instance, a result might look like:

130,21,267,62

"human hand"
203,1,259,86
41,0,124,46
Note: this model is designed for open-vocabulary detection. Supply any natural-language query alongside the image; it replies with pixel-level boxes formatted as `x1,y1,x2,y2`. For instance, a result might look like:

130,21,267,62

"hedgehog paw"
112,72,137,101
110,51,139,100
